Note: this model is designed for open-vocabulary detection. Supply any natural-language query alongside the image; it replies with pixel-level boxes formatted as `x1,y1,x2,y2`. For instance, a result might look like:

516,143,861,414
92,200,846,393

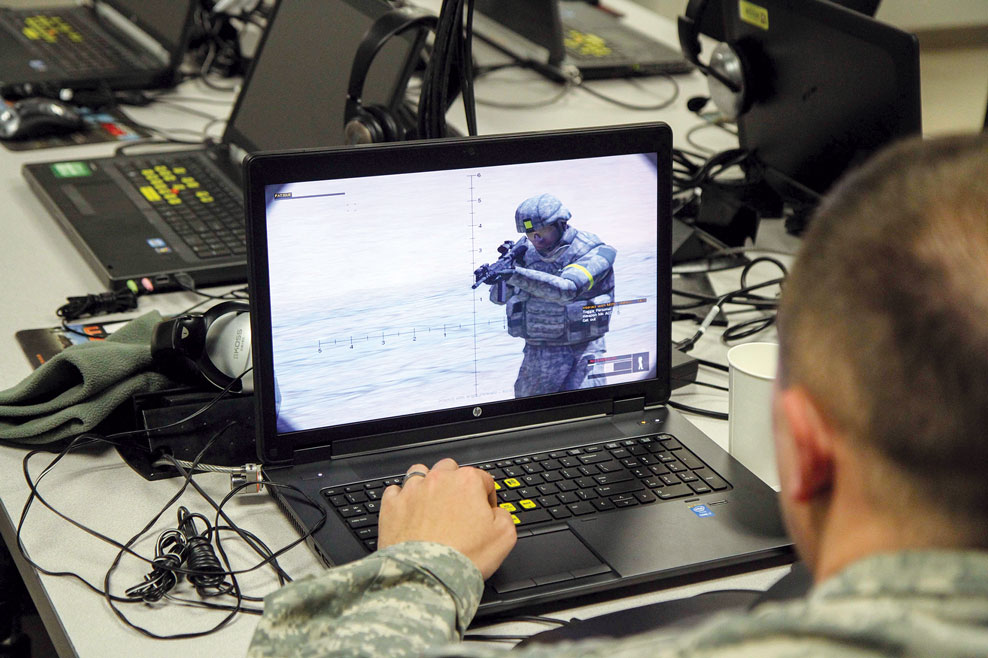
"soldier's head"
515,193,571,254
773,133,988,571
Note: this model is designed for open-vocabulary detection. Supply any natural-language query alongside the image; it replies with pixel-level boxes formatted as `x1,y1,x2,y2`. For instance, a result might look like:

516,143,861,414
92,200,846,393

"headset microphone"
687,95,710,113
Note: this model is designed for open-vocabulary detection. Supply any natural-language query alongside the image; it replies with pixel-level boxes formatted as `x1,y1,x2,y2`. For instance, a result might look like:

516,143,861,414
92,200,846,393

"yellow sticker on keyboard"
499,503,517,512
519,499,536,509
139,186,161,202
503,478,521,488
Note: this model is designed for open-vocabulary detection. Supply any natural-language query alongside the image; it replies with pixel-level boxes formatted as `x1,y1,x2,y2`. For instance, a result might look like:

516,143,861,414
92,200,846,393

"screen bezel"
245,124,673,466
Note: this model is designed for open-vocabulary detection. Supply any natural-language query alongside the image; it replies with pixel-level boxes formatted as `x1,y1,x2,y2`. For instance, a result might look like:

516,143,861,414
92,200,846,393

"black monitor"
726,0,920,221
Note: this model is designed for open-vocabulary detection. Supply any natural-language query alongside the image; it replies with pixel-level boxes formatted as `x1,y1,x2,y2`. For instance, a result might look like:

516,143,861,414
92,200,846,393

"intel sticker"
690,504,715,518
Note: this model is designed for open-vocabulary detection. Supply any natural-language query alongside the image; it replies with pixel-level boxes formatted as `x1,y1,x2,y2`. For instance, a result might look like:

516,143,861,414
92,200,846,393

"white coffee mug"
727,342,779,490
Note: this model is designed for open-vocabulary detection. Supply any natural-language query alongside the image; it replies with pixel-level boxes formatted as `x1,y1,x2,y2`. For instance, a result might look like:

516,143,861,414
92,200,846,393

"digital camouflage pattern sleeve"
247,541,485,658
249,548,988,658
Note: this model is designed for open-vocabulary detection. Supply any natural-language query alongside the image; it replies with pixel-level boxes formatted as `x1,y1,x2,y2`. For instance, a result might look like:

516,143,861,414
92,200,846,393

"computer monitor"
727,0,920,222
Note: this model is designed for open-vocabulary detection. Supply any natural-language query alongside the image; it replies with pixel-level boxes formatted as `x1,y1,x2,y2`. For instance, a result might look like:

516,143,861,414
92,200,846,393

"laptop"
21,0,423,294
473,0,693,80
245,123,793,618
0,0,196,95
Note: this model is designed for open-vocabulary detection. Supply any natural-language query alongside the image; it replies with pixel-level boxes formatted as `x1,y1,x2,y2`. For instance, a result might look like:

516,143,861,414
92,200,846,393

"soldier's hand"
378,459,517,580
485,267,515,285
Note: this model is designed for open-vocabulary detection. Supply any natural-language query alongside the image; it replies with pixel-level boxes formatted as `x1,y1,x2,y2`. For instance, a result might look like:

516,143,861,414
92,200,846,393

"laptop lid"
219,0,423,173
99,0,196,67
245,123,673,468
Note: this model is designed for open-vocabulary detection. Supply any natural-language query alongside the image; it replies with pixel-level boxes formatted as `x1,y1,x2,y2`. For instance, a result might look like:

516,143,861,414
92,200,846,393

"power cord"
674,256,787,352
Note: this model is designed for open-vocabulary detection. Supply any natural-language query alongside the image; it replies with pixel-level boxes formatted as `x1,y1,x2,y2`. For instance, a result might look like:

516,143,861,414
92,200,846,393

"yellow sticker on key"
519,499,536,509
139,186,162,202
511,514,520,525
499,503,517,512
503,478,521,488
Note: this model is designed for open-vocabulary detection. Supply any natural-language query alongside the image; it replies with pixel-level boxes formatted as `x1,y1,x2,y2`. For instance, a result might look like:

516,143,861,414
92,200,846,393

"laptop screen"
246,124,672,463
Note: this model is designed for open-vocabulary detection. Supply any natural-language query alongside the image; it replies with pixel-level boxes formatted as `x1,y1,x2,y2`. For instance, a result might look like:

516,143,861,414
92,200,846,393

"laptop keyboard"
563,27,624,62
1,11,143,74
119,157,245,260
322,433,731,552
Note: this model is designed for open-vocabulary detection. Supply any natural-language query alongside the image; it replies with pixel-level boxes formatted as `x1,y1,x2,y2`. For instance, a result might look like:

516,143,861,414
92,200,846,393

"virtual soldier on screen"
475,193,617,397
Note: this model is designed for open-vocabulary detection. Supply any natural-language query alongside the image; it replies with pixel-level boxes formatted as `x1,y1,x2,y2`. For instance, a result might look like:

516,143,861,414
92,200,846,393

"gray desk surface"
0,3,795,655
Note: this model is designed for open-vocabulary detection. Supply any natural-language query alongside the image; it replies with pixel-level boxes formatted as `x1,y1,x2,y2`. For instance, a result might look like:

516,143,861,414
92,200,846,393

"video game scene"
263,152,659,433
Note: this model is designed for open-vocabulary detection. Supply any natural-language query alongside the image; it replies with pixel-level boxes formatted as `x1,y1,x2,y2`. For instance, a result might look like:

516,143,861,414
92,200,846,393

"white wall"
633,0,988,30
877,0,988,31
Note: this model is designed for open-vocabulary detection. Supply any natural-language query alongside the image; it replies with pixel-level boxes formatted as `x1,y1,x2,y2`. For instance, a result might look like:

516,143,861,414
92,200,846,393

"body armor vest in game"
505,229,615,345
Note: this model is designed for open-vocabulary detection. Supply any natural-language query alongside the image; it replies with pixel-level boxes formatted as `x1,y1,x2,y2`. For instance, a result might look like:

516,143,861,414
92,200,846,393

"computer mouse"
0,98,85,140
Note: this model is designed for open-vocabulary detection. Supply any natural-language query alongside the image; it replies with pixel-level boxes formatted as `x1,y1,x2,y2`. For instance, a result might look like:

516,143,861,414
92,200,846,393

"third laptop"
0,0,196,94
21,0,422,293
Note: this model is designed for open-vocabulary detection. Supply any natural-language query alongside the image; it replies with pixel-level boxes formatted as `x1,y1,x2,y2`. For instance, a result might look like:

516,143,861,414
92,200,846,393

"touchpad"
489,529,613,594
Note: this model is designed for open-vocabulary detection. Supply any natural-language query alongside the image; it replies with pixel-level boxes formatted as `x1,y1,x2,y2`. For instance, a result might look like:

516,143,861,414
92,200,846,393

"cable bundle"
419,0,477,139
56,290,138,322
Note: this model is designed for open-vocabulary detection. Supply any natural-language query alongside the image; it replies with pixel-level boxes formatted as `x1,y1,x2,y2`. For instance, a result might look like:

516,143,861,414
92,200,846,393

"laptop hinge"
612,396,645,415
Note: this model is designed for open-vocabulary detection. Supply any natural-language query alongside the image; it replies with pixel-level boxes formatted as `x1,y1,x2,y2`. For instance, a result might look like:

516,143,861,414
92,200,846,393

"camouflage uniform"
489,194,617,397
249,544,988,657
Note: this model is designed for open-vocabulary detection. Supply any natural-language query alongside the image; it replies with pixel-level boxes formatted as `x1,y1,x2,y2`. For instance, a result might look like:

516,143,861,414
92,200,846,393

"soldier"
249,134,988,657
483,193,618,396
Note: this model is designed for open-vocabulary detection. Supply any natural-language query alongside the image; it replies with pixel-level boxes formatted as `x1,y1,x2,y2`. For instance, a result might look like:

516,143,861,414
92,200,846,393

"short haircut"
777,133,988,527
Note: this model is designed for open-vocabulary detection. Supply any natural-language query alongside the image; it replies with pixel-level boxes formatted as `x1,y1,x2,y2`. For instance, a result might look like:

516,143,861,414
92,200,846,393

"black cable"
419,0,478,138
691,380,729,392
577,74,680,111
15,402,324,640
667,400,728,421
56,290,139,322
674,276,785,353
696,357,729,372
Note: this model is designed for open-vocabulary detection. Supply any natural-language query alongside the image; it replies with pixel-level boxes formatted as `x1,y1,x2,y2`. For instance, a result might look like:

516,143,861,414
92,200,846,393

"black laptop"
245,123,793,618
21,0,422,294
474,0,693,80
0,0,196,94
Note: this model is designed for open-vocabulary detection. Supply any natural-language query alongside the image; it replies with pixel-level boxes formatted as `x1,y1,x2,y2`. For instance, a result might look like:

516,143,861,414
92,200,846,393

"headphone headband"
346,7,437,108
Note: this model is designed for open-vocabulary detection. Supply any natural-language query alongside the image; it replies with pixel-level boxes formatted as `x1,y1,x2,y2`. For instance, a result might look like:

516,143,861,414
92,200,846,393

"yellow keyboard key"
499,503,517,513
519,499,536,510
139,186,161,202
503,478,521,488
510,514,520,525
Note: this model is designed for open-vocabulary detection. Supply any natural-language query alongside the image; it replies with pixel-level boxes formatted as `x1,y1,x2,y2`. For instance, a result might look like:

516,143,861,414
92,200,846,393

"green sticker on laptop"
50,162,92,178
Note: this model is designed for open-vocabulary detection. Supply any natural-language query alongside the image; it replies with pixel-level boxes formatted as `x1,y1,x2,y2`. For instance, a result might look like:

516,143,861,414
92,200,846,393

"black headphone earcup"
364,104,400,142
344,104,400,145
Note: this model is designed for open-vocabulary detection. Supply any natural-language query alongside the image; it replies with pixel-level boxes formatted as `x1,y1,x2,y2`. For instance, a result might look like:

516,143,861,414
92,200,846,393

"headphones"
343,7,437,146
151,301,253,394
678,0,754,120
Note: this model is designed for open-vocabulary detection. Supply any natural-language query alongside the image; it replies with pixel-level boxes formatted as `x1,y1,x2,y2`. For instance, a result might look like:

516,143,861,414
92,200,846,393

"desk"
0,4,794,655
